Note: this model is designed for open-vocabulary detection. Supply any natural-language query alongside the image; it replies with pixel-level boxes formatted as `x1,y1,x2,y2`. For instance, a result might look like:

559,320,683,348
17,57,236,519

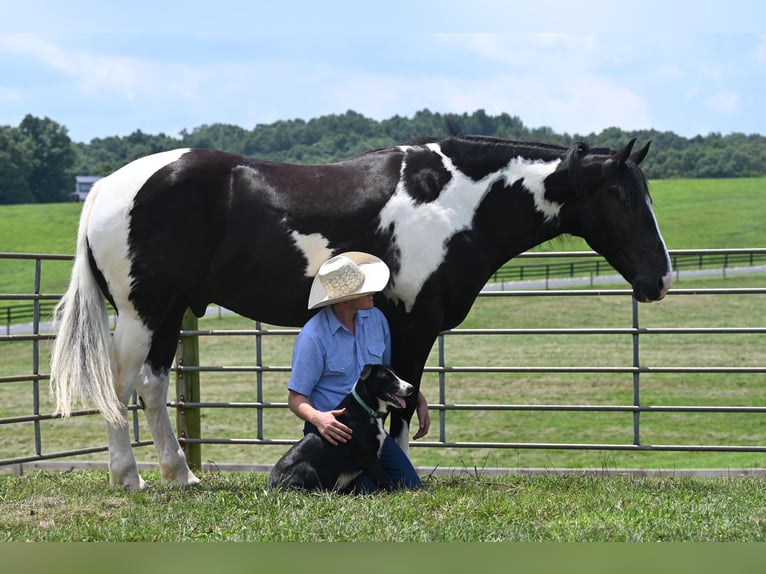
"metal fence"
1,249,765,470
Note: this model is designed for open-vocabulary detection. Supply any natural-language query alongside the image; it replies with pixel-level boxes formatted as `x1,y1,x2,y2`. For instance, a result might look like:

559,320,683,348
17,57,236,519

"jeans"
303,422,422,492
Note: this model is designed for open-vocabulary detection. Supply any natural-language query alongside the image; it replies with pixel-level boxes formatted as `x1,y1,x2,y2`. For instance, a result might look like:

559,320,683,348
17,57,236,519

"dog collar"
351,384,382,419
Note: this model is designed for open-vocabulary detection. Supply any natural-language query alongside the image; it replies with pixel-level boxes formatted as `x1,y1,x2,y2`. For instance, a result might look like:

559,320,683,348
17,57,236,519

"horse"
50,134,672,490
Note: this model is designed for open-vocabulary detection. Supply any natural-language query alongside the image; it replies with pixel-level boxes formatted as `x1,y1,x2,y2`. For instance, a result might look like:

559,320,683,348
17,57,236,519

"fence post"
176,309,202,472
255,320,264,440
438,333,446,443
631,297,641,446
32,259,42,456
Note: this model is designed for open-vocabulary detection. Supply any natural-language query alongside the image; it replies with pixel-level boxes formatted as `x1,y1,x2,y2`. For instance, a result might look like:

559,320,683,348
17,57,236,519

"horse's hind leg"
106,416,147,491
109,311,200,488
136,307,200,487
136,362,200,487
107,316,153,490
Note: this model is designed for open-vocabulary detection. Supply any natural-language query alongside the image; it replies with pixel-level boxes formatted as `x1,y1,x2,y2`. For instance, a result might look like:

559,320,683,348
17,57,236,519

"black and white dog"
269,364,414,492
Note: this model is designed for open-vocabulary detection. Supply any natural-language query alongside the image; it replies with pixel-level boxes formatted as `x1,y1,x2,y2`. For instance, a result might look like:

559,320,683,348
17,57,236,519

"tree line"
2,109,765,204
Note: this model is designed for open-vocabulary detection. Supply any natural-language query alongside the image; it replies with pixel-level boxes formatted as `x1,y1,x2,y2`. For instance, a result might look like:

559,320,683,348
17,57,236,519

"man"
287,252,429,491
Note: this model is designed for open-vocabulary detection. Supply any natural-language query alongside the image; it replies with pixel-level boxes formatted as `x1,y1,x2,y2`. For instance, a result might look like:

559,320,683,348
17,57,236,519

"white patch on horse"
379,144,560,311
289,230,334,277
87,149,190,318
502,156,563,222
645,195,673,295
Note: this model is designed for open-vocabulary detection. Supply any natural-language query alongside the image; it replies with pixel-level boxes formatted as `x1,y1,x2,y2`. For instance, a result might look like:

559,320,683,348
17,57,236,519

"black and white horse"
50,135,671,490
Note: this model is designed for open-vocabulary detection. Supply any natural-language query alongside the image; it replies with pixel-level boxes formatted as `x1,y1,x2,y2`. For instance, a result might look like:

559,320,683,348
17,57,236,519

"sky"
2,1,766,143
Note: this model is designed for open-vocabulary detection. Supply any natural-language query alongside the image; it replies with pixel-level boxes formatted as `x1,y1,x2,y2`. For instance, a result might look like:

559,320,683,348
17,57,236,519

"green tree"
18,115,76,203
0,126,34,204
71,108,766,180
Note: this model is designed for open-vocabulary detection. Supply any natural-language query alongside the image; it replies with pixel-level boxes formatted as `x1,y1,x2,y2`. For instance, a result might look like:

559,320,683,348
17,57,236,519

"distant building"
71,175,102,202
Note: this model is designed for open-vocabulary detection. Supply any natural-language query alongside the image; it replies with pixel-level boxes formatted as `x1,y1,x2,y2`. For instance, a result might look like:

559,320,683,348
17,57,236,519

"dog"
268,364,414,492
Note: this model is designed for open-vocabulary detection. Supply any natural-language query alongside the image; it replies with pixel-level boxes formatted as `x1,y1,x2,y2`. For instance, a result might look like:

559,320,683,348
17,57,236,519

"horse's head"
554,139,672,302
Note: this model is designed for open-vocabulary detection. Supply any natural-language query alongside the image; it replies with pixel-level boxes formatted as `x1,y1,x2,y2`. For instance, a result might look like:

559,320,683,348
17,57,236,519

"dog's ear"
359,364,374,381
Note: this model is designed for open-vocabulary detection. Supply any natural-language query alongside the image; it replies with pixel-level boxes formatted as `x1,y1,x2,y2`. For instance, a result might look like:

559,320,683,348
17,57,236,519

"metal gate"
1,250,765,471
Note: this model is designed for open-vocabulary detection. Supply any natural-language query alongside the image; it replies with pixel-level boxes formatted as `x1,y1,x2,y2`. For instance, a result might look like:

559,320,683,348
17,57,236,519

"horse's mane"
368,132,646,206
436,134,590,195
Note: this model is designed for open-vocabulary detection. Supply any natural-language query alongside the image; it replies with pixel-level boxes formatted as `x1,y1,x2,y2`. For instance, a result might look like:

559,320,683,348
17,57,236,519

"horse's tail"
50,182,124,426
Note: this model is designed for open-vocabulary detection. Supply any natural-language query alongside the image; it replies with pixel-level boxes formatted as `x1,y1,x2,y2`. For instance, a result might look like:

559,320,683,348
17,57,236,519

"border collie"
269,364,414,492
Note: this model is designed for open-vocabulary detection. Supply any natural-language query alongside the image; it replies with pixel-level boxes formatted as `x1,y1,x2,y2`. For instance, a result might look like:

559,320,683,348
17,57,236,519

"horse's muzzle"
633,272,672,302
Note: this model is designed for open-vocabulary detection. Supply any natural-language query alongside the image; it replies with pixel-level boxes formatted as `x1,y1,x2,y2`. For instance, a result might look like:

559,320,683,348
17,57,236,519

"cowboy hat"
308,252,390,309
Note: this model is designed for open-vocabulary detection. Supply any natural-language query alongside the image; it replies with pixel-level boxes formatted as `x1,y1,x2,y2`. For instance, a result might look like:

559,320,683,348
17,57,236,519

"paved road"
483,264,766,291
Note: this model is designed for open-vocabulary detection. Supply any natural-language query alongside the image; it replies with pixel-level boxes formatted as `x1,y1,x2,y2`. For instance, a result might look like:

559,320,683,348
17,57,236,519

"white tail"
50,183,124,425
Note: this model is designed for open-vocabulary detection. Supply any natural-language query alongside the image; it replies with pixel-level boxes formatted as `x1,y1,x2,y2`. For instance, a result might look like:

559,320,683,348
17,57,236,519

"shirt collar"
323,306,370,334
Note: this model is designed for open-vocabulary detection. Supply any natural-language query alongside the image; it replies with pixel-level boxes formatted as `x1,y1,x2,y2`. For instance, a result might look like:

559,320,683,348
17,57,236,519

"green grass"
1,470,765,541
0,202,83,255
649,178,766,249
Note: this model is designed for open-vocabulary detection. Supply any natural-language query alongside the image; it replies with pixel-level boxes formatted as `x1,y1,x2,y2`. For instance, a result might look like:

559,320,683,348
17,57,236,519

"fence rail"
1,250,765,469
492,247,766,284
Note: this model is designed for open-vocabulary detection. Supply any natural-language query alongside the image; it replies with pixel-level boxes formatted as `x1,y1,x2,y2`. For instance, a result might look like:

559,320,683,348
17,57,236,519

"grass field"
1,470,765,541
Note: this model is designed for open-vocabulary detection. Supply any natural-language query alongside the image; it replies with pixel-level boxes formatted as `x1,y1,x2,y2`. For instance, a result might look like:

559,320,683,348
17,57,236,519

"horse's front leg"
136,363,200,487
388,408,414,458
380,304,438,460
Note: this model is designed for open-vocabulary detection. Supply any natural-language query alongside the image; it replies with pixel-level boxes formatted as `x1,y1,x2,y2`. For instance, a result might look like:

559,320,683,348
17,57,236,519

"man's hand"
413,392,430,440
314,408,352,446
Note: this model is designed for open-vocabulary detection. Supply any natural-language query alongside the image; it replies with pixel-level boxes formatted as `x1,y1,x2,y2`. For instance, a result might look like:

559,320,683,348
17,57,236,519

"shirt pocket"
365,342,386,364
325,356,349,377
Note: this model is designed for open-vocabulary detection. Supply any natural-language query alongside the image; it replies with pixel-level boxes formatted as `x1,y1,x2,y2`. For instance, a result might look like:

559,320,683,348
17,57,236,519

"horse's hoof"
120,477,150,492
168,470,201,488
182,473,202,488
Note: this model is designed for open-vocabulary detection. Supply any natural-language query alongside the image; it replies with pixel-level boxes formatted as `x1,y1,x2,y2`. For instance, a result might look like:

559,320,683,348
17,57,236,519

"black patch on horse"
401,147,452,203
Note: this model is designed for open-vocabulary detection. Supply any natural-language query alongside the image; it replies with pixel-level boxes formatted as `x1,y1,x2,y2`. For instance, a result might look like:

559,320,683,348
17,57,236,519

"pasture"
2,469,766,542
1,177,765,544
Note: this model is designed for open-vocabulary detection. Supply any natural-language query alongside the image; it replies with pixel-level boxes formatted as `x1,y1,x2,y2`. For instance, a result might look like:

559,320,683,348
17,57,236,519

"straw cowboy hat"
308,252,391,309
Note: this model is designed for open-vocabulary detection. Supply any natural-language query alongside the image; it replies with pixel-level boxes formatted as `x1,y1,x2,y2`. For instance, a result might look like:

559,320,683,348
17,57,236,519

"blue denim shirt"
288,306,391,413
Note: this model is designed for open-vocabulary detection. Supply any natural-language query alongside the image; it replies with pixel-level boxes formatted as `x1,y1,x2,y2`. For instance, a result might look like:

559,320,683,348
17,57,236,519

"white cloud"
2,30,764,141
317,62,652,136
0,34,230,105
757,35,766,61
706,91,740,114
323,33,650,134
430,33,606,70
0,86,23,103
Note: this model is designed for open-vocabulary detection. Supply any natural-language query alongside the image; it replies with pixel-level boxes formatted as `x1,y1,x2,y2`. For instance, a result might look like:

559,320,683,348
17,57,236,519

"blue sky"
2,1,766,143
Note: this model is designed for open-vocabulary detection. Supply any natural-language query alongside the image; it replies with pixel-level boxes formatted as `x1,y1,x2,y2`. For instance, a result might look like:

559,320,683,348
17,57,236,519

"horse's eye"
608,185,629,205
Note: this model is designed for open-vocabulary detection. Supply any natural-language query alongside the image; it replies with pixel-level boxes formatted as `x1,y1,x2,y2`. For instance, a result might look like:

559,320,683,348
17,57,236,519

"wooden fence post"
176,308,202,472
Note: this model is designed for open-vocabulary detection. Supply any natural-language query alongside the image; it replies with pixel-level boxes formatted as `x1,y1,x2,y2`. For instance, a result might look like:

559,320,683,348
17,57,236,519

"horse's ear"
629,141,651,165
601,138,641,178
612,138,637,166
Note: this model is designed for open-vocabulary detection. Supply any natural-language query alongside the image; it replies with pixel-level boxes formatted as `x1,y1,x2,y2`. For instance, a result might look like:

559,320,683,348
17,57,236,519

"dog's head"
355,364,414,416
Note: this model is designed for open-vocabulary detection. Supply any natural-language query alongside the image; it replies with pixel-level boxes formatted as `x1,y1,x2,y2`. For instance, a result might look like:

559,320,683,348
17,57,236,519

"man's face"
346,293,375,311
